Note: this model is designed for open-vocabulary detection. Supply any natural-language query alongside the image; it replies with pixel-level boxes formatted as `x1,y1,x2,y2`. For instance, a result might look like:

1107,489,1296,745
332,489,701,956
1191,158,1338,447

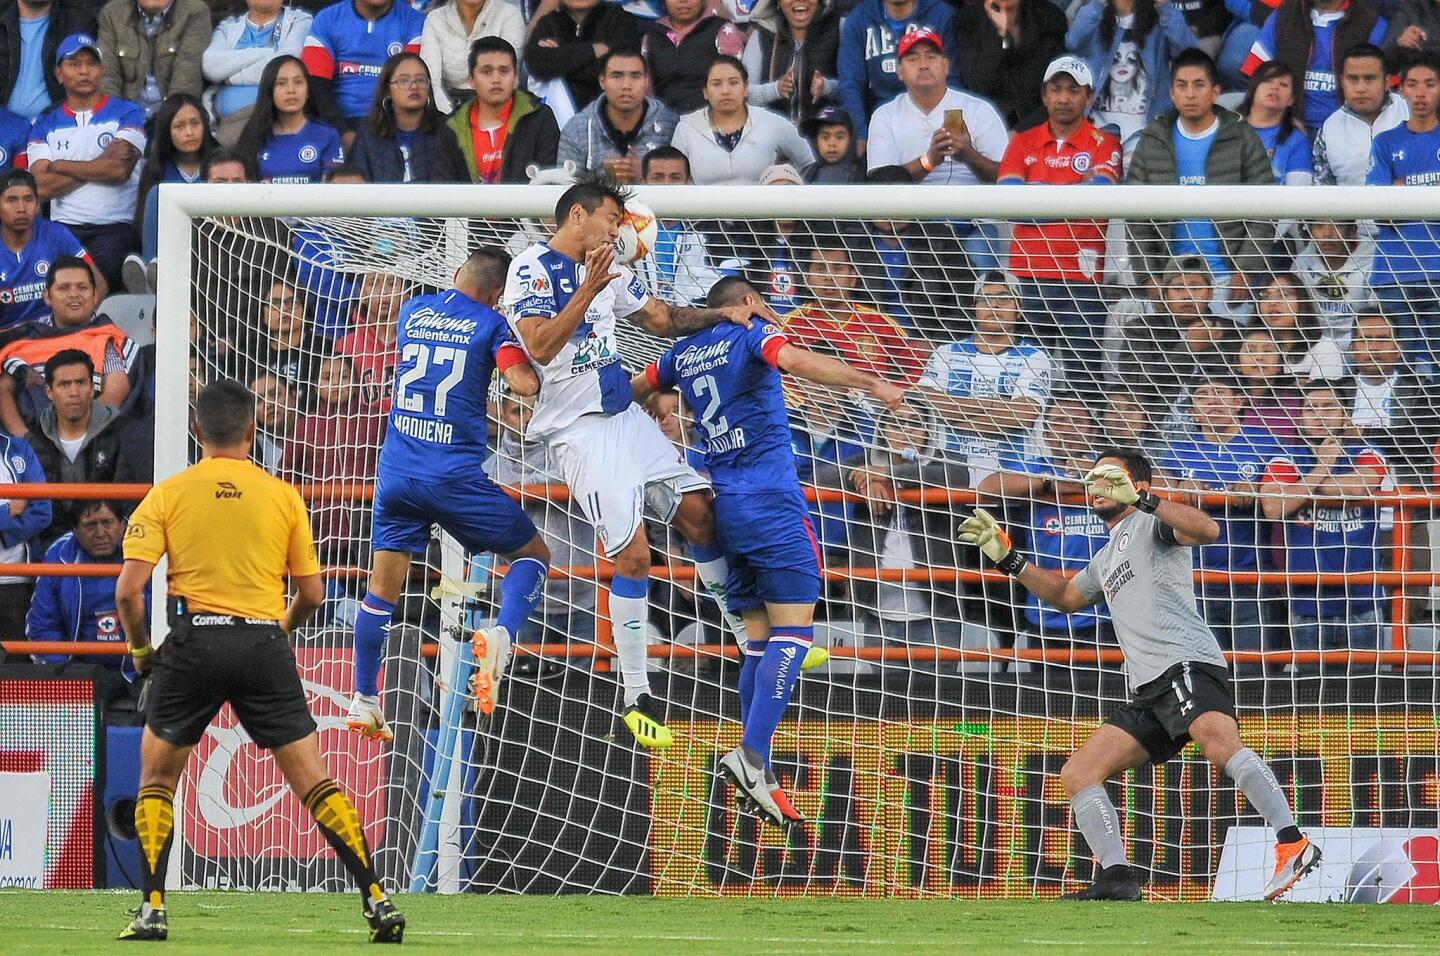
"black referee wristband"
996,550,1028,576
1134,490,1160,514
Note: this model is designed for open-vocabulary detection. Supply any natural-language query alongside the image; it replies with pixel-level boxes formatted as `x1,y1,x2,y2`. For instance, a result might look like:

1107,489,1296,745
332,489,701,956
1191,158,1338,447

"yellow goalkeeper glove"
1083,463,1159,513
957,509,1026,575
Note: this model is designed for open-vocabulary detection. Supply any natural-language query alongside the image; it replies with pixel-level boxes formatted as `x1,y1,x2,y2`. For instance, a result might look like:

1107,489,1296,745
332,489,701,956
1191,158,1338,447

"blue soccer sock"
497,557,548,637
738,639,763,729
354,593,396,696
742,626,812,767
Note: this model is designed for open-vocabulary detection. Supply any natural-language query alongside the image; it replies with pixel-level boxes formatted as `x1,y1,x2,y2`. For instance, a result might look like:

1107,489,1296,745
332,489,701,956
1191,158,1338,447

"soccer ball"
614,201,658,264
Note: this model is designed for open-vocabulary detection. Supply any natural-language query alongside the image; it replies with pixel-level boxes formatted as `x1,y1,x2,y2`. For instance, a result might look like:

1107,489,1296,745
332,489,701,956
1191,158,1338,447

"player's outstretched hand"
957,509,1013,564
869,379,905,412
1083,463,1140,506
582,243,619,295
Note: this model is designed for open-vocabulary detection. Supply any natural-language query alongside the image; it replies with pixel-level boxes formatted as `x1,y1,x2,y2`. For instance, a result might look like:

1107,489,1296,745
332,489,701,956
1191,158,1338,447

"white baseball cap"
1043,55,1094,89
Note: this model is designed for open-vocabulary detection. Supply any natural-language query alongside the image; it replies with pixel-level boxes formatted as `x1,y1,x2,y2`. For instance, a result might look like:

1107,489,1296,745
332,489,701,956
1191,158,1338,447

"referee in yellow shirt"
113,379,404,944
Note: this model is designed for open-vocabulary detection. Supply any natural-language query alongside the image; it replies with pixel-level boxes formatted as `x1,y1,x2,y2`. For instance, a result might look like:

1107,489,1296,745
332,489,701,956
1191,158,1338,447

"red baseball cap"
897,28,944,59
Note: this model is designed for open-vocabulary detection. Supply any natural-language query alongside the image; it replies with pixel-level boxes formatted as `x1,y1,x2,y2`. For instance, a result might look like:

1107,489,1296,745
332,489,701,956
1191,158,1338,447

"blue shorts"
713,489,822,612
371,473,537,556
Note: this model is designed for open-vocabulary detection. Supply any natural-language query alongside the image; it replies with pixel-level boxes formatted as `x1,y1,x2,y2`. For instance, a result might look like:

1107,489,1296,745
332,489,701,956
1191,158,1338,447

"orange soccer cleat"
1265,836,1322,900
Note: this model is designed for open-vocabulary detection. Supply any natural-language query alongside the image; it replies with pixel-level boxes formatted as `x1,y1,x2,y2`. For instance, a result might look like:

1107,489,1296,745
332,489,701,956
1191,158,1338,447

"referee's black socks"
302,779,387,907
134,785,175,912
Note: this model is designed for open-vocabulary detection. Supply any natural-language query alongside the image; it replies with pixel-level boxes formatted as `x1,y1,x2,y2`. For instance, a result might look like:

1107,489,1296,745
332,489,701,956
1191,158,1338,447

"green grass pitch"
6,891,1438,954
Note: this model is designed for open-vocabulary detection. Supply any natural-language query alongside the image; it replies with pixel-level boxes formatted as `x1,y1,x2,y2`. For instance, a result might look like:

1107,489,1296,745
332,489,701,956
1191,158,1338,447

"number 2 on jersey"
395,343,467,417
693,374,730,440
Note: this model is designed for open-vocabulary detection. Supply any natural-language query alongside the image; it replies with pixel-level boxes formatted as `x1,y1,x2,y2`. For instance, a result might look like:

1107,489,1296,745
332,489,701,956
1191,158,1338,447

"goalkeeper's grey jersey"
1071,510,1228,692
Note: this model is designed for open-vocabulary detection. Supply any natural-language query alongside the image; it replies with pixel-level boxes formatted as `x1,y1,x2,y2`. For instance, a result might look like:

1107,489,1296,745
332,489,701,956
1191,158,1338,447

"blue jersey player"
346,249,551,741
633,276,905,825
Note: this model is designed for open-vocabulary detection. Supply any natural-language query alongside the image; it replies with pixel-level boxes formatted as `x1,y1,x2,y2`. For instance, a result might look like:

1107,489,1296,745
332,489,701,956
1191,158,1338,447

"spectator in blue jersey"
0,105,29,171
432,37,560,184
235,54,343,183
1240,60,1313,184
302,0,423,143
26,500,144,672
1,1,101,121
525,0,643,114
916,271,1054,488
350,52,450,183
1160,377,1288,672
979,395,1114,683
128,92,218,291
1242,0,1389,132
629,147,722,305
836,0,957,148
26,34,145,291
1066,0,1198,160
1125,48,1273,299
642,0,747,115
1261,378,1389,669
0,168,97,330
0,428,51,641
96,0,211,120
1367,52,1440,374
203,0,314,143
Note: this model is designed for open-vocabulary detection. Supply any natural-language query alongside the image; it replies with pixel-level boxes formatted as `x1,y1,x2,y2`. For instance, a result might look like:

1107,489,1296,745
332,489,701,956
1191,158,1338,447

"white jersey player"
499,176,786,749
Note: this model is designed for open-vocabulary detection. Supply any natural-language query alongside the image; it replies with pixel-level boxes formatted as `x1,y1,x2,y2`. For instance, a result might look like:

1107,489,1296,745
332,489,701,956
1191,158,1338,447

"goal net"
155,184,1440,901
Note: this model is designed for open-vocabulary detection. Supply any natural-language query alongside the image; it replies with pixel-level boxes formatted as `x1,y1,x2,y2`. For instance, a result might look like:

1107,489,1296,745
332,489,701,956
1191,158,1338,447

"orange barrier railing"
4,480,1434,660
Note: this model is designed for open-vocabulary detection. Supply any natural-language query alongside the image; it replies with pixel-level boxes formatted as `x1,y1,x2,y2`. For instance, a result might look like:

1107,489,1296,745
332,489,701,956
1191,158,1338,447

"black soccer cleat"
117,906,169,941
1061,864,1143,901
365,897,406,944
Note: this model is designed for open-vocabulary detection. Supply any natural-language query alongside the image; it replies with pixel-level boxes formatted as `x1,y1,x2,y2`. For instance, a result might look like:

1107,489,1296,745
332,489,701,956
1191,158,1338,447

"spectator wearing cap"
0,169,101,331
2,1,101,121
1065,0,1197,159
26,34,145,290
628,147,724,305
1242,0,1389,132
26,499,146,671
0,428,52,641
526,0,642,116
1125,48,1272,305
669,56,814,185
916,270,1054,486
301,0,423,144
802,105,861,183
1313,43,1407,186
203,1,314,143
0,105,29,171
837,0,957,147
420,0,525,114
742,0,840,124
432,37,560,184
643,0,747,115
999,56,1122,394
952,0,1067,129
556,47,678,176
1294,219,1375,346
96,0,211,120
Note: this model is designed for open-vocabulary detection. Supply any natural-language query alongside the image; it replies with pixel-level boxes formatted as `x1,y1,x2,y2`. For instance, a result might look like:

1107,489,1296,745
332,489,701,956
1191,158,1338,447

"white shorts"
549,404,709,555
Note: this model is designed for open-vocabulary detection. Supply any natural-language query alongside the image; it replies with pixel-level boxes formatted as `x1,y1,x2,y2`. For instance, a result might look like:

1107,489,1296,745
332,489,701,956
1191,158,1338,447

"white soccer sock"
694,556,746,648
609,591,651,706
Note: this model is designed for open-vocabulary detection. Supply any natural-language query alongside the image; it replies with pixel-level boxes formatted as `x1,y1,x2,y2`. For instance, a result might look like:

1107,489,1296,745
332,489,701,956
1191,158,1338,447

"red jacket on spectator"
780,303,928,384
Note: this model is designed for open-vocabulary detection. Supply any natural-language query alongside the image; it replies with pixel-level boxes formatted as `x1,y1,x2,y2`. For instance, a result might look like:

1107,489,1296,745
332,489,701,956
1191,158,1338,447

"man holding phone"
865,28,1008,185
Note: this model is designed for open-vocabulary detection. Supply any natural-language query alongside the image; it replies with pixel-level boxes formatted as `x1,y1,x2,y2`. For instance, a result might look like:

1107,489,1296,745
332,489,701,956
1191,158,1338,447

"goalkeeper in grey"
960,447,1321,902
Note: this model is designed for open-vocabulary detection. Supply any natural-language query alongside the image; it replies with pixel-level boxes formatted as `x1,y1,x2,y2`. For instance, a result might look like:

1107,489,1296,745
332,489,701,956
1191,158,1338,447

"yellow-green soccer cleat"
800,645,829,672
364,897,406,944
621,693,674,749
117,906,168,941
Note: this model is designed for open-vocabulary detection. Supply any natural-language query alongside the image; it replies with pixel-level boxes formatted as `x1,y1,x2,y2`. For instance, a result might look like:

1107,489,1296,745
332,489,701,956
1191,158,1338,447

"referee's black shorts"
1106,660,1236,765
145,616,317,750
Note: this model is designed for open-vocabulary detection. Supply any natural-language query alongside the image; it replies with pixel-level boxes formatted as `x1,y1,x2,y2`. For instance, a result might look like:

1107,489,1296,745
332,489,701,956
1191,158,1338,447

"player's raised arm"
630,293,770,338
775,343,906,411
958,509,1095,613
1084,462,1219,546
513,244,619,363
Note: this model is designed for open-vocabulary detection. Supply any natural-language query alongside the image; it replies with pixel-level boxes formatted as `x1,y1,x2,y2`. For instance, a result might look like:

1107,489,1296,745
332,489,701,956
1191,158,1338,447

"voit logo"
214,481,242,499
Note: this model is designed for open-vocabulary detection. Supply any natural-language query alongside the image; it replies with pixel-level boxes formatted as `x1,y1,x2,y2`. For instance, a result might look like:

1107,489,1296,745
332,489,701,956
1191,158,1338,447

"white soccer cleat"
719,745,785,827
345,693,393,743
470,625,513,716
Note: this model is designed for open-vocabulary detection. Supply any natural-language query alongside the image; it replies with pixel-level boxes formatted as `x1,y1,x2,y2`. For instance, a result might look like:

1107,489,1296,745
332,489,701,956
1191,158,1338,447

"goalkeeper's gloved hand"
957,509,1026,576
1083,463,1159,513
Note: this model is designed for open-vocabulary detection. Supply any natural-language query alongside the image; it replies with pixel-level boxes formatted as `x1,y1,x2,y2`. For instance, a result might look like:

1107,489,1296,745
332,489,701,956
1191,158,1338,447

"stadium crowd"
3,0,1440,683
